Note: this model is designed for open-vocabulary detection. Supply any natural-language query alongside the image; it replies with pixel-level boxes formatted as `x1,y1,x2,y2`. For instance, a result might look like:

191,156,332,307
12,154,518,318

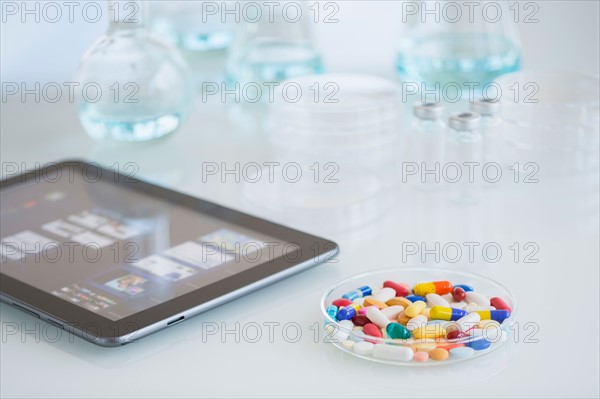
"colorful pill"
386,322,411,339
381,305,404,320
358,285,372,296
429,348,449,361
413,324,447,339
490,297,512,312
466,291,490,306
387,297,412,308
358,305,376,315
366,307,391,328
373,287,396,303
352,314,370,326
405,295,425,303
397,311,411,325
466,338,491,351
372,344,414,362
429,306,467,321
405,300,426,318
426,293,451,307
336,304,361,320
363,297,388,309
332,298,353,308
413,281,453,296
413,351,429,362
363,323,383,339
454,312,481,332
342,290,361,301
353,341,374,355
452,286,466,302
326,305,338,321
406,315,427,331
383,280,410,297
454,284,474,292
474,310,511,323
449,346,474,359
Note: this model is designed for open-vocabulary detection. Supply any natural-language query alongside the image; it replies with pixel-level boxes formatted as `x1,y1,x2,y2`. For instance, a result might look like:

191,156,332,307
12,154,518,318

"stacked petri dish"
495,71,599,175
242,74,402,233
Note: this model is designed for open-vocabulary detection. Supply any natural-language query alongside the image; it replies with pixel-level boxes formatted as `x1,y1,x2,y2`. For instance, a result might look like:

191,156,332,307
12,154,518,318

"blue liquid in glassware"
78,103,184,142
397,33,521,90
226,40,323,86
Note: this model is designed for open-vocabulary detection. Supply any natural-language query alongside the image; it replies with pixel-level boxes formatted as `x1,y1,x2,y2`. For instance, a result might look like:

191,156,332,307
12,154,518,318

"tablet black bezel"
0,160,338,342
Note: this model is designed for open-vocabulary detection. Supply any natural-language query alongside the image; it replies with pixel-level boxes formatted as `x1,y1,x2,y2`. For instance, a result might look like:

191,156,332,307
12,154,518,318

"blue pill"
358,285,372,297
466,338,491,351
406,295,425,303
454,284,474,292
342,290,361,301
336,306,358,321
326,305,338,321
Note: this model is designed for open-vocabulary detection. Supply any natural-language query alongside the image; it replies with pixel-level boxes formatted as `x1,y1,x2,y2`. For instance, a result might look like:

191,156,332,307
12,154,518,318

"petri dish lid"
448,112,481,131
270,74,401,129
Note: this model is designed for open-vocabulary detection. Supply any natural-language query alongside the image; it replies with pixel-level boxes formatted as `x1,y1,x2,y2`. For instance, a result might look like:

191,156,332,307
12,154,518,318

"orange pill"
397,311,411,326
363,297,388,309
429,348,450,361
387,297,412,308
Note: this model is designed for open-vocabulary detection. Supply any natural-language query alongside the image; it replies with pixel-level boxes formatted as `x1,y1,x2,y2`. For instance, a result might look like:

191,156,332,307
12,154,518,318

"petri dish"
320,268,517,366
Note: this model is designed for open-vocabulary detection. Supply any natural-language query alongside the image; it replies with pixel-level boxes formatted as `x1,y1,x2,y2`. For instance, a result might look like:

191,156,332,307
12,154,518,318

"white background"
1,1,599,398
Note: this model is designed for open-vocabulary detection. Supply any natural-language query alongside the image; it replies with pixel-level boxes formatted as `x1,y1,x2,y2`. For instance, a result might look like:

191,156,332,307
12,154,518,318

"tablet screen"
1,168,289,321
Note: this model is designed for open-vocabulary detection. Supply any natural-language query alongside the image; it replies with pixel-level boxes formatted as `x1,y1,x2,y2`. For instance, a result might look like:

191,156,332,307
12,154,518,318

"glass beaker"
397,1,521,91
74,1,193,142
225,2,323,87
147,1,234,52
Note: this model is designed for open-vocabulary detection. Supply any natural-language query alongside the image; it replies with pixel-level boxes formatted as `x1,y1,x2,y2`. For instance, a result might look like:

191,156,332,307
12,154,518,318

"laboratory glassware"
397,0,521,91
225,2,323,87
409,102,446,191
74,1,193,142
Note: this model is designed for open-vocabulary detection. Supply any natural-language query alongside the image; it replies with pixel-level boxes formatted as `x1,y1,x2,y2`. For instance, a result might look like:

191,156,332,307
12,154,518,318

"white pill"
366,307,391,328
442,293,454,302
426,293,451,308
450,346,474,359
466,292,490,306
330,321,352,342
465,305,496,312
450,302,467,310
455,312,481,332
373,287,396,303
342,340,355,350
381,305,404,320
353,341,375,355
372,344,414,362
406,315,428,331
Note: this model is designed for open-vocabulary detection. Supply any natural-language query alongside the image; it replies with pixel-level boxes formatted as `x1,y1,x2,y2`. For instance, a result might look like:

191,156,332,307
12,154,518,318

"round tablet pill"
450,346,474,359
429,348,449,361
413,351,429,362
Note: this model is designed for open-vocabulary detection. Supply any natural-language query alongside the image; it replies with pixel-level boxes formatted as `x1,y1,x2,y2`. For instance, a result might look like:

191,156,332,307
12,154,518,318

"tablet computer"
0,160,338,346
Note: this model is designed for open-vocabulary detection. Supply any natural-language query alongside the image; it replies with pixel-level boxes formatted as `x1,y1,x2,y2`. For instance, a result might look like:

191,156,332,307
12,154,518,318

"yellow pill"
479,319,501,329
413,324,447,339
413,282,436,296
387,297,412,308
405,300,426,318
412,339,437,353
429,348,449,361
420,308,431,318
363,297,388,309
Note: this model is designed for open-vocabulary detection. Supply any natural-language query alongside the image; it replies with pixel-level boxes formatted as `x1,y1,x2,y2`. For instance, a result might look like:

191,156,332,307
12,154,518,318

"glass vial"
446,111,482,204
74,1,193,142
409,102,446,191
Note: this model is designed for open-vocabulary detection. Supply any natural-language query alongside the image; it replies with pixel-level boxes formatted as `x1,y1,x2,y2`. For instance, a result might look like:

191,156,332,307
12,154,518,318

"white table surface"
1,1,599,398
